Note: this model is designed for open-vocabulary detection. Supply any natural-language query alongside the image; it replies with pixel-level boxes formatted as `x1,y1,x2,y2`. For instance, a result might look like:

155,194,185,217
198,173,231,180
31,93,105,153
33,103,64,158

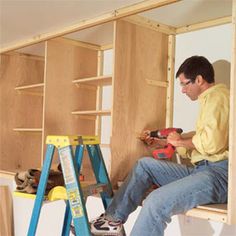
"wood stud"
227,0,236,225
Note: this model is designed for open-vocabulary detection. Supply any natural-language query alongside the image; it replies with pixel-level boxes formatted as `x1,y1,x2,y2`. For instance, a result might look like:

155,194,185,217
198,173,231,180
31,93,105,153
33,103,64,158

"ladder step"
83,183,112,198
47,183,111,201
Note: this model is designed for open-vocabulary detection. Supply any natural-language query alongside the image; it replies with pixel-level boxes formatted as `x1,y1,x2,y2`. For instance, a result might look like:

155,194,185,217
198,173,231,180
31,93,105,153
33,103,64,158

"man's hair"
176,56,215,83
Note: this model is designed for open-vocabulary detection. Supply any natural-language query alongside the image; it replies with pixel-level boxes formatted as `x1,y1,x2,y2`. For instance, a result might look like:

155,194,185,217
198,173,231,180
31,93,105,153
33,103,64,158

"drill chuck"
150,128,183,139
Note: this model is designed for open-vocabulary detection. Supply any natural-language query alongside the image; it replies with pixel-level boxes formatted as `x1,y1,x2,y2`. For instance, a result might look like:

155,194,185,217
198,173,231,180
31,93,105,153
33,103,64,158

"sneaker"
91,214,125,236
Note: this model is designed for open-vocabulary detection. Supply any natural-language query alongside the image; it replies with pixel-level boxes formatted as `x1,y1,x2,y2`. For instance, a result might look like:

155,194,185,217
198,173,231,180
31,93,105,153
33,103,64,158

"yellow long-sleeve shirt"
179,84,229,164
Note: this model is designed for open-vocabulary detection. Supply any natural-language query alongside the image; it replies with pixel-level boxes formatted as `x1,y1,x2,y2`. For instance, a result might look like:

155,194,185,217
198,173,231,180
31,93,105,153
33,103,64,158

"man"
90,56,229,236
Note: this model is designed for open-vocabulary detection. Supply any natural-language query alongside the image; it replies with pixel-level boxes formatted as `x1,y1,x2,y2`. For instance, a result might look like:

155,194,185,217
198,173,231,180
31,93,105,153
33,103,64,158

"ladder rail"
27,144,55,236
87,144,113,209
62,144,85,236
58,145,90,236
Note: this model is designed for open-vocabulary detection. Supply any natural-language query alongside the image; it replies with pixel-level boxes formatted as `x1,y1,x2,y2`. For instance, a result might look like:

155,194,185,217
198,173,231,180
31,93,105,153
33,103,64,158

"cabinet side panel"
44,39,98,180
0,54,44,171
111,20,168,185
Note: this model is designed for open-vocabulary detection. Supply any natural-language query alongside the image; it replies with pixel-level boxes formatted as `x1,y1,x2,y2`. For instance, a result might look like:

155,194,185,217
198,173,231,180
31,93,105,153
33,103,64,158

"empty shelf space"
15,83,44,95
72,75,112,86
71,110,111,116
13,128,43,132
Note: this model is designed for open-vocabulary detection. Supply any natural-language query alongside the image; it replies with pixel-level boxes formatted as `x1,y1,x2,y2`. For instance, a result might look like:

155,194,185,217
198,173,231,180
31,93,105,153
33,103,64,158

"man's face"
178,73,201,101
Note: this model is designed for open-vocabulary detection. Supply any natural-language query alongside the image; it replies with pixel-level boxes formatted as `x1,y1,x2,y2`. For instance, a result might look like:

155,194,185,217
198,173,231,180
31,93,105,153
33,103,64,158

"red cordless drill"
150,128,183,160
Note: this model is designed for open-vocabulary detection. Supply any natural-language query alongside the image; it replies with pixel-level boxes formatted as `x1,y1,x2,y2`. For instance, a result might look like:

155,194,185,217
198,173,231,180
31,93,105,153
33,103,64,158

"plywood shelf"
15,83,44,96
185,204,228,223
13,128,43,132
72,75,112,86
197,203,227,213
71,110,111,116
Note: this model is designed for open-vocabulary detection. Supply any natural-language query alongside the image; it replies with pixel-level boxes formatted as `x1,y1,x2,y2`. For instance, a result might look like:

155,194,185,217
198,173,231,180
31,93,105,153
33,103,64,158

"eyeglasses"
180,80,191,88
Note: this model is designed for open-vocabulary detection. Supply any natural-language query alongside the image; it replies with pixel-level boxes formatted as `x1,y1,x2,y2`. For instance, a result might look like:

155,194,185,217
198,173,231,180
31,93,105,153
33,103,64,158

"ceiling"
0,0,142,49
0,0,233,53
141,0,232,27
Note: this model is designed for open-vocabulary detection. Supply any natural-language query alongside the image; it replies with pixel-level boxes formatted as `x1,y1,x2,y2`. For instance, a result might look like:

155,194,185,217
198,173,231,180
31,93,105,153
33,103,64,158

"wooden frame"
0,186,14,236
0,0,180,53
0,0,236,226
228,0,236,225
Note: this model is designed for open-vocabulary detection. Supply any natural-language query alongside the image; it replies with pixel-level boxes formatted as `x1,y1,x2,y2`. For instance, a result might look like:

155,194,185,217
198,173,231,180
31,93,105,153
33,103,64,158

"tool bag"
15,167,64,194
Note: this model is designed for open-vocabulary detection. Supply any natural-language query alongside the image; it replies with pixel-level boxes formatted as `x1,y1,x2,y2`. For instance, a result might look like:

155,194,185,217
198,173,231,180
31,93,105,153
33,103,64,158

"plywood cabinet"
0,52,45,171
111,20,168,184
44,38,98,178
0,20,169,183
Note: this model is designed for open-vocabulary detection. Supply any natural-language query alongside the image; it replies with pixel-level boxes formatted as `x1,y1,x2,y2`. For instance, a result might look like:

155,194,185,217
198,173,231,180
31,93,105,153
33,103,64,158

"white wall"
174,24,232,132
170,24,236,236
101,49,113,175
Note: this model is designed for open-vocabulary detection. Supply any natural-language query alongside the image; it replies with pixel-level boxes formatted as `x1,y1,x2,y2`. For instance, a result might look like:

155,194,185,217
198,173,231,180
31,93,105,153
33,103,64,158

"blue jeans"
105,157,228,236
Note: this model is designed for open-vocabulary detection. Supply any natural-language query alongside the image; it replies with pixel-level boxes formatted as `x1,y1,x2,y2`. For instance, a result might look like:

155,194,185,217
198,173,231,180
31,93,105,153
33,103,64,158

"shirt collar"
198,84,225,100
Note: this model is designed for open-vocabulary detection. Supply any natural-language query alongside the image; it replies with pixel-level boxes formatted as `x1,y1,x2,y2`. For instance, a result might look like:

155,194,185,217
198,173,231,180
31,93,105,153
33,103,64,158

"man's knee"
133,157,157,173
137,156,153,165
130,157,158,184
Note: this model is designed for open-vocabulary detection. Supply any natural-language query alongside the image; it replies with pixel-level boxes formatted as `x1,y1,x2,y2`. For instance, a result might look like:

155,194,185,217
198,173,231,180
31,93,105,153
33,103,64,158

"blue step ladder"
27,135,113,236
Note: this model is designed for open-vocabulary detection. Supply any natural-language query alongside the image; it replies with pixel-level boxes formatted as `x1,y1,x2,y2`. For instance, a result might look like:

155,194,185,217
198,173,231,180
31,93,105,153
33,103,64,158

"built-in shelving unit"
1,0,235,226
0,43,45,172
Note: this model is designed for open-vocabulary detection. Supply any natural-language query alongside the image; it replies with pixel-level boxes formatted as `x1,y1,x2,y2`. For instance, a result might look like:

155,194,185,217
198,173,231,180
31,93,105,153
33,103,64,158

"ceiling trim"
124,15,176,35
0,0,180,53
176,16,232,34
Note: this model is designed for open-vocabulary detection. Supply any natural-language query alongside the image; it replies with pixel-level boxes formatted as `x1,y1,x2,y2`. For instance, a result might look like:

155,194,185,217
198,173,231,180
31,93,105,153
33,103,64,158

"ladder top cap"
46,135,100,147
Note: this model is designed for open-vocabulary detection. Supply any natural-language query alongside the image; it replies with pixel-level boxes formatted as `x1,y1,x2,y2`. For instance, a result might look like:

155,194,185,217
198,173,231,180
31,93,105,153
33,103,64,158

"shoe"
91,214,125,236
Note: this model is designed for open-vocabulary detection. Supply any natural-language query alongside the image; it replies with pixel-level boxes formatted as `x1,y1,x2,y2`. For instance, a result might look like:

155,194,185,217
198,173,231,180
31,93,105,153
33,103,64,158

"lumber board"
165,35,175,127
228,0,236,225
0,0,180,53
0,186,14,236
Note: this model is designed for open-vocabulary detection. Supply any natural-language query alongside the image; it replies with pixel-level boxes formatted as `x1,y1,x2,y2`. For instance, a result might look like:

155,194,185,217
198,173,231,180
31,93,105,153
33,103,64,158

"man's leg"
105,157,193,222
91,157,193,235
130,160,228,236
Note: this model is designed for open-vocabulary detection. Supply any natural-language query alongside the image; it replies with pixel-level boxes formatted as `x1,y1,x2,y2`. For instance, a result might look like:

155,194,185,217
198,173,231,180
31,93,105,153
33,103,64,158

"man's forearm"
181,131,196,139
175,137,195,149
167,132,196,149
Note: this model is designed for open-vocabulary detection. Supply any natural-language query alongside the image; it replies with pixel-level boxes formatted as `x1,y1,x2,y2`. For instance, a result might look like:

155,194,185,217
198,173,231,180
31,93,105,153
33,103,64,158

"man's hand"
167,131,181,147
139,130,152,145
139,130,167,147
